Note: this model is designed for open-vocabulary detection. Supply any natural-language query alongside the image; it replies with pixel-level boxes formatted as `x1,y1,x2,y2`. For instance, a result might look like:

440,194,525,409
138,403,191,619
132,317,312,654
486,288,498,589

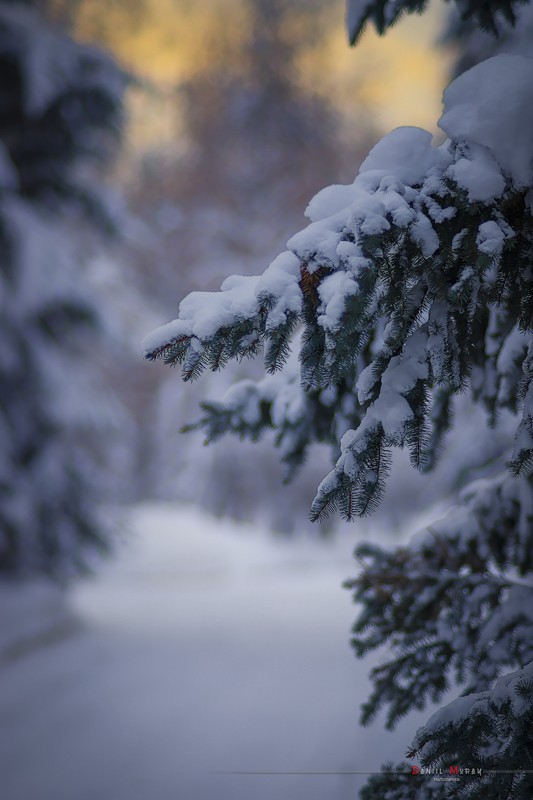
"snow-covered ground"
0,504,428,800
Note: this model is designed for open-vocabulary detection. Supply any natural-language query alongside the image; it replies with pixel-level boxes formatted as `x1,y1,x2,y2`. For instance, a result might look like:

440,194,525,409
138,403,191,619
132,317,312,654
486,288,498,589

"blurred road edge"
0,580,81,666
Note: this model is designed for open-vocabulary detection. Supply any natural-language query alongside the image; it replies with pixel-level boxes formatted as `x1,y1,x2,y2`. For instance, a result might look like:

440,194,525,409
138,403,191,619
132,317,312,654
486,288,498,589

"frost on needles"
145,53,533,799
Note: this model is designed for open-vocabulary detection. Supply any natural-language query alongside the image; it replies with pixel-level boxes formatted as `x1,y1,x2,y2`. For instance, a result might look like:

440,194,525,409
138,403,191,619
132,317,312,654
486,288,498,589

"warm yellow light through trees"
67,0,451,153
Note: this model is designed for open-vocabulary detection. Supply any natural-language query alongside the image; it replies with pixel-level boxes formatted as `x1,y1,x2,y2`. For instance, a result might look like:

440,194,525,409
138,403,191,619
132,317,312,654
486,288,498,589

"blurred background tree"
0,0,130,576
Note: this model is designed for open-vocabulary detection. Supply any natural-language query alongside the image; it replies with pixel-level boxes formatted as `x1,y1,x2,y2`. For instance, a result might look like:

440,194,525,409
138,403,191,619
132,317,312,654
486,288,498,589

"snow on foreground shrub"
145,54,533,799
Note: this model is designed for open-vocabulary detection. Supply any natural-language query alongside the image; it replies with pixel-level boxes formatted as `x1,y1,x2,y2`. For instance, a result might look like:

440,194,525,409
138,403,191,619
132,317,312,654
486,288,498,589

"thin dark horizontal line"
210,769,533,776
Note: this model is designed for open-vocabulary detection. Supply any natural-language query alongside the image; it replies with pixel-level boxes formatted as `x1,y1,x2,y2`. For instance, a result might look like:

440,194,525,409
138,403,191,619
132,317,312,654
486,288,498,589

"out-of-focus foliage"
443,0,533,76
346,0,528,43
0,1,128,575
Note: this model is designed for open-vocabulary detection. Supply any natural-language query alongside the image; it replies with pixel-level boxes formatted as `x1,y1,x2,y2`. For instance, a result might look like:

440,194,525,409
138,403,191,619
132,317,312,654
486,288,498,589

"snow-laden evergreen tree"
145,1,533,797
0,2,127,575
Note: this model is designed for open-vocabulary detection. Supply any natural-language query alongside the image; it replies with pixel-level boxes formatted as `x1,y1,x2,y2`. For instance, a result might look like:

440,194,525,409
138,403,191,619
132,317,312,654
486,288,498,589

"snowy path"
0,505,424,800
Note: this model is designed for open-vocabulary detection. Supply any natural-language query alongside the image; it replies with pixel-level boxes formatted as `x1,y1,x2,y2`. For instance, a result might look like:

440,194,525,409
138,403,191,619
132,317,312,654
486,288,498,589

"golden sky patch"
296,5,451,134
71,0,452,151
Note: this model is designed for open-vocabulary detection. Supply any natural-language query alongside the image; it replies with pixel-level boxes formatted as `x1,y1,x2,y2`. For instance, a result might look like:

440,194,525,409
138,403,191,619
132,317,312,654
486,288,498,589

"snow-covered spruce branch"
344,472,533,798
180,335,370,480
143,253,302,379
406,662,533,799
182,372,346,481
344,473,533,727
145,55,533,522
359,683,533,800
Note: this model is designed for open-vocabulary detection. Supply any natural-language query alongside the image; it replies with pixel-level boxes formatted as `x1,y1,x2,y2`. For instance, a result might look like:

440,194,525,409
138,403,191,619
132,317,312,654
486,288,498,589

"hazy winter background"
0,1,523,798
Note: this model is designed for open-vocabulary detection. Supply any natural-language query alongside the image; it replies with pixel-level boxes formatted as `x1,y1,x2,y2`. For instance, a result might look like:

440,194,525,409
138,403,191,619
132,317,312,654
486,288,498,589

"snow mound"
359,127,438,187
439,53,533,189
